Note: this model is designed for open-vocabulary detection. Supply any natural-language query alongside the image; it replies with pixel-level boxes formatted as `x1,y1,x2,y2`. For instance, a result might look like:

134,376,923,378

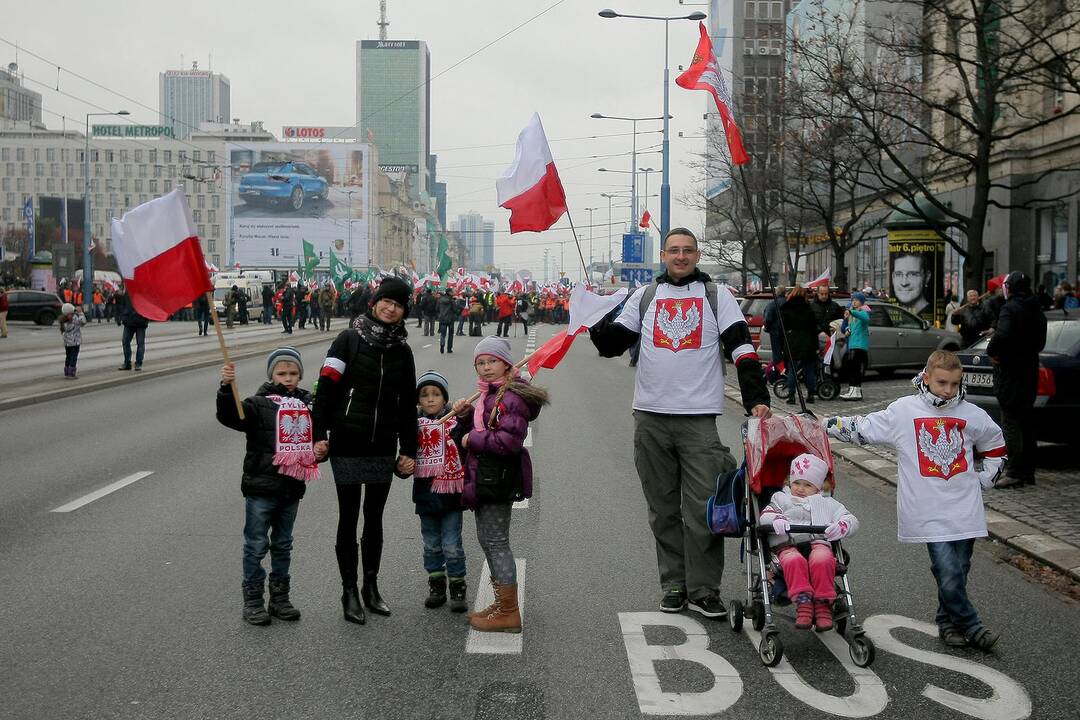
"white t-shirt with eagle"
854,395,1006,543
614,281,753,414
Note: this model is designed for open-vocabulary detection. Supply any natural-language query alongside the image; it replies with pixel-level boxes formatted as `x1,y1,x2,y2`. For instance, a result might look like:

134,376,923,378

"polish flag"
496,113,568,234
640,209,652,229
805,267,831,288
676,22,749,166
527,283,628,376
110,188,213,321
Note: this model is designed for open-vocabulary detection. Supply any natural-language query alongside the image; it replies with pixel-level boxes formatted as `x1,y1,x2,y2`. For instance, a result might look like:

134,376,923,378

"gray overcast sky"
5,0,713,274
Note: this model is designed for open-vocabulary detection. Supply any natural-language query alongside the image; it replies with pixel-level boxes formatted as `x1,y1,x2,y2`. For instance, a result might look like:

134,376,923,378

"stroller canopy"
744,414,834,495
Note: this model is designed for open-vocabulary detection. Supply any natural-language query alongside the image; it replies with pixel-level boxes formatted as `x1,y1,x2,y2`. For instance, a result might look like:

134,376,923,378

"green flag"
329,249,351,291
302,239,319,275
296,255,305,283
435,233,452,280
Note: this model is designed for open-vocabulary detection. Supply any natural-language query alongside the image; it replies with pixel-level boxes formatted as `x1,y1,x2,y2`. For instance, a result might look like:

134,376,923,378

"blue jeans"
64,344,80,369
419,511,466,578
122,325,146,367
927,539,983,637
439,321,455,352
243,496,300,585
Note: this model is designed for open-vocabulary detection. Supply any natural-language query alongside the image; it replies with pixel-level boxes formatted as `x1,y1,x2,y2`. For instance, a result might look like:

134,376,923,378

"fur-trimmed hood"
506,380,550,409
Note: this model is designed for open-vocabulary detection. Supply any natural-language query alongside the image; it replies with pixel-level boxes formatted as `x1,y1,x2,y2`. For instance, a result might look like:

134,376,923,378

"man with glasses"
891,252,932,316
590,228,771,619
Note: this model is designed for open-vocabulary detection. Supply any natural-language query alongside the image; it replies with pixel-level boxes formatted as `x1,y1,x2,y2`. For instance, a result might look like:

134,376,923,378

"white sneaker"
851,387,863,400
839,387,854,399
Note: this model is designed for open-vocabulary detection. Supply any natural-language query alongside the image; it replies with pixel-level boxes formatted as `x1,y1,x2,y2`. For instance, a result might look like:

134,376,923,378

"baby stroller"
707,414,874,667
770,348,840,401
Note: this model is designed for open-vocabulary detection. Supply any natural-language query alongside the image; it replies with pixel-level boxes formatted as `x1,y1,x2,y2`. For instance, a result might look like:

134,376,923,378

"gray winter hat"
416,370,450,402
474,335,514,367
267,346,303,379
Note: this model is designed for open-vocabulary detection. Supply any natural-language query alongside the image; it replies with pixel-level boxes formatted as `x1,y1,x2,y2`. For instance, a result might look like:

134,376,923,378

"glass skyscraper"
356,40,430,199
159,68,230,140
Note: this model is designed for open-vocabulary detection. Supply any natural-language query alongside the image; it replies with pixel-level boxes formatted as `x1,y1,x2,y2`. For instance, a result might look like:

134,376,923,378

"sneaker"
660,587,687,613
133,364,142,371
939,627,967,647
968,627,999,652
687,593,727,620
118,364,132,371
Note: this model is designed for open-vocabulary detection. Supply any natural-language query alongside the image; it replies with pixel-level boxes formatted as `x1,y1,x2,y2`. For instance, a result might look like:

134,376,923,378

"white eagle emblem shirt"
615,281,745,414
853,395,1006,543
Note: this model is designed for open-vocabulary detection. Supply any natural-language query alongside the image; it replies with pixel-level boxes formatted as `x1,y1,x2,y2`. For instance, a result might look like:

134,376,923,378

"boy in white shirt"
825,350,1007,651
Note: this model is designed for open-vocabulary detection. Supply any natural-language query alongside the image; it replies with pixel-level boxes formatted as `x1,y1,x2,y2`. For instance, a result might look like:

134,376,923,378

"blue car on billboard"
238,161,329,211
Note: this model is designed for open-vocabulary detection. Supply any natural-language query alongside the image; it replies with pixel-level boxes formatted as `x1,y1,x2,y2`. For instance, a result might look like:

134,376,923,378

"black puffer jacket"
311,325,418,458
779,295,819,361
987,293,1047,409
436,294,458,323
216,382,312,500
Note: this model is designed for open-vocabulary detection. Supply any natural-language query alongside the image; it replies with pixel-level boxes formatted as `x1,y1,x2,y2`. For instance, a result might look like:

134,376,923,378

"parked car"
956,310,1080,444
759,301,962,374
238,161,329,211
4,289,63,325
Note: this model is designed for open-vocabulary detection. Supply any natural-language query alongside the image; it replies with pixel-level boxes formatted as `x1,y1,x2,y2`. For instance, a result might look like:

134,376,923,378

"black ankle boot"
448,577,468,613
268,576,301,621
341,586,366,625
361,573,391,616
425,574,447,609
242,582,271,626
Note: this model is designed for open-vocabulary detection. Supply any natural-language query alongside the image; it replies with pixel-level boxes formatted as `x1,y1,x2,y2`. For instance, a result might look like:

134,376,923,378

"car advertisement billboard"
887,231,946,327
227,142,370,270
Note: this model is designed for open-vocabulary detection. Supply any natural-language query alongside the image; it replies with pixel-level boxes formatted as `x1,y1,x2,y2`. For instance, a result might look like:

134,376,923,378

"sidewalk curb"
723,387,1080,583
1,332,330,415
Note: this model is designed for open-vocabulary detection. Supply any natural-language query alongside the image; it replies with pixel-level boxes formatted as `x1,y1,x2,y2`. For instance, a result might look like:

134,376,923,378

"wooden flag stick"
437,350,539,425
207,290,244,419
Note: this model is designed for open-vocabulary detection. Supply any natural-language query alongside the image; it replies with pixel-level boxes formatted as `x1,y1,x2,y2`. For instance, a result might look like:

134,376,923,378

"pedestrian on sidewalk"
262,284,274,325
59,303,87,378
411,371,470,613
987,271,1047,488
759,453,859,631
195,292,211,336
311,277,418,627
225,286,239,329
0,286,8,338
589,227,771,619
840,292,871,401
217,348,326,626
779,286,820,404
826,349,1007,652
279,283,295,335
116,286,148,371
456,336,548,633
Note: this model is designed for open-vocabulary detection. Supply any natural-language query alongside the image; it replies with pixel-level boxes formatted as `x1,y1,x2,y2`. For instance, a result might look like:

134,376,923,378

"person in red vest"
495,293,514,337
62,285,73,303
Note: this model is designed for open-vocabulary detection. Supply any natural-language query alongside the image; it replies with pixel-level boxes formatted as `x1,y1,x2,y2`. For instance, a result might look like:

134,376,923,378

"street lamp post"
343,190,358,266
83,110,129,312
591,113,666,231
584,206,599,278
599,9,706,238
600,192,615,264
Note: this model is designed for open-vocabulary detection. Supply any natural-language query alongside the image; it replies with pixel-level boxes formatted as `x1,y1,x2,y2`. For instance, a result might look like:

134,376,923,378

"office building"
0,63,42,126
454,212,495,272
159,64,231,140
356,40,430,198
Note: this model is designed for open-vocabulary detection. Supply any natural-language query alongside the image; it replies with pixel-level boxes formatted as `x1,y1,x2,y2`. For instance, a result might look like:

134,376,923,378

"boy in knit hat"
411,370,470,612
217,346,326,626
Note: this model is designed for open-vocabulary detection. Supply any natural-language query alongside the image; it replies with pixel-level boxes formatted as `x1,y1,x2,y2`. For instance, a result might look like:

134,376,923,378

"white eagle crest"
281,412,311,444
657,302,700,349
918,422,963,474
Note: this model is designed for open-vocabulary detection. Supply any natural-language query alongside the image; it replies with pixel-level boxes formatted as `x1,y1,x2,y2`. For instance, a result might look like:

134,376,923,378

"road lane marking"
50,471,155,513
466,559,525,654
512,498,529,509
523,427,533,447
423,344,432,349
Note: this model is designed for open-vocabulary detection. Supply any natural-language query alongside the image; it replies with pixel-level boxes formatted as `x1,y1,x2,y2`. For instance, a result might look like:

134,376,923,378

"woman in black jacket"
778,285,820,404
312,277,418,625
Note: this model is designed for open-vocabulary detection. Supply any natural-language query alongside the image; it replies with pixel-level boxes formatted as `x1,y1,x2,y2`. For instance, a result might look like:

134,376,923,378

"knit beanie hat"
851,291,867,304
371,277,412,311
474,335,514,367
416,370,450,402
789,453,829,489
61,302,75,315
267,346,303,379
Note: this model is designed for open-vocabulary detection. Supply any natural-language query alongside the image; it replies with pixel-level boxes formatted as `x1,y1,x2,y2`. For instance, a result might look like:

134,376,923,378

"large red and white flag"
676,22,749,166
640,209,652,229
110,188,213,321
805,267,831,288
527,283,628,376
496,113,568,233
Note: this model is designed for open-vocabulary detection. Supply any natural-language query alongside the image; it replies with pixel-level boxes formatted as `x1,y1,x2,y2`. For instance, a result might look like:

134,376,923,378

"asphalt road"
1,323,1076,719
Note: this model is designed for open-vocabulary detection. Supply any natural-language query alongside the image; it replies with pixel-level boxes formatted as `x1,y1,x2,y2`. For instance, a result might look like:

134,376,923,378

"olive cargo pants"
633,411,736,599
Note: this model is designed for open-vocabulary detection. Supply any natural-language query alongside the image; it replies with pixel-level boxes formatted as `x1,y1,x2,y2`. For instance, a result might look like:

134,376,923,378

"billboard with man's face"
227,142,370,269
888,232,946,327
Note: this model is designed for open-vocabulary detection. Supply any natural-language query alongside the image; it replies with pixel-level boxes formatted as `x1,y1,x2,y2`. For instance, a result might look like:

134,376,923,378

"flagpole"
735,164,806,414
207,290,245,419
562,209,592,287
437,350,544,425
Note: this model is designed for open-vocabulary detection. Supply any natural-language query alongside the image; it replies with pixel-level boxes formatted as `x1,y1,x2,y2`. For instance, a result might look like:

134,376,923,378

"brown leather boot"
467,576,499,619
469,582,521,633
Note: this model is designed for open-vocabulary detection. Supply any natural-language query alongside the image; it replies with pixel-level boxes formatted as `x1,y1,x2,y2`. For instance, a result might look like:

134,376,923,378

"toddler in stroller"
759,453,859,632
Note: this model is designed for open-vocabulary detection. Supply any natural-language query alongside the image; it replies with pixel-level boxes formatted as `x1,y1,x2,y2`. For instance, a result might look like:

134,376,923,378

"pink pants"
777,543,836,602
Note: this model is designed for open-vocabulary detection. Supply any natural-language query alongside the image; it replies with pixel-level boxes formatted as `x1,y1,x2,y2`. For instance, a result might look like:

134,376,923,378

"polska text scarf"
269,394,320,483
416,416,464,493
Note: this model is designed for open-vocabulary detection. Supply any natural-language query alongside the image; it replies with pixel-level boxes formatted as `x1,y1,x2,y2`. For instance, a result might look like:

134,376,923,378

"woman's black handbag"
475,454,523,503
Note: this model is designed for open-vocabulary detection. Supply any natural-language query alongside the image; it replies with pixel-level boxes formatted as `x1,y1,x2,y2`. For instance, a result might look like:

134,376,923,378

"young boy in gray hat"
217,346,327,626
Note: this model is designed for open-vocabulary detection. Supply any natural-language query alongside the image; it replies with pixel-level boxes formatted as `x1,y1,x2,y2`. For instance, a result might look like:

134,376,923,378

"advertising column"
887,228,946,327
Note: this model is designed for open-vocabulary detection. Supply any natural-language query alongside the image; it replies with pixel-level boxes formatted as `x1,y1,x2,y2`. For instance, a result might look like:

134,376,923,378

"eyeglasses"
892,271,923,281
663,247,698,256
474,358,505,368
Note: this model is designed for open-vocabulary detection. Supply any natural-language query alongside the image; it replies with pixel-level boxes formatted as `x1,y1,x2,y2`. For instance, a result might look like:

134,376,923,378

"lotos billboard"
227,142,371,269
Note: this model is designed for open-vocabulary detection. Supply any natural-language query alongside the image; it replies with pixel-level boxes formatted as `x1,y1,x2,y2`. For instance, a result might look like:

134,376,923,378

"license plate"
964,372,993,387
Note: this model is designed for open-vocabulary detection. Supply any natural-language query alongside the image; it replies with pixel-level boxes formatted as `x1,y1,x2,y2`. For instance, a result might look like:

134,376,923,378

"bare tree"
812,0,1080,286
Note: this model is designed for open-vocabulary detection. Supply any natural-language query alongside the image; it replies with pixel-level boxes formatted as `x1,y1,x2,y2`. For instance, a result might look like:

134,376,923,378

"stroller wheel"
817,378,839,401
771,379,791,400
759,631,784,667
751,600,766,631
849,635,876,667
728,600,744,632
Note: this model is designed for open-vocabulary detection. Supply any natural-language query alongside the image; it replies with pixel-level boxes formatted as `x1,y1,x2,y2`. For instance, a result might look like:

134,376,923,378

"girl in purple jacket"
452,336,548,633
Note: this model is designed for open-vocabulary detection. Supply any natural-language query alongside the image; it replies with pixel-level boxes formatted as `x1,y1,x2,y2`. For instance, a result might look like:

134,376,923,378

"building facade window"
1036,204,1069,291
